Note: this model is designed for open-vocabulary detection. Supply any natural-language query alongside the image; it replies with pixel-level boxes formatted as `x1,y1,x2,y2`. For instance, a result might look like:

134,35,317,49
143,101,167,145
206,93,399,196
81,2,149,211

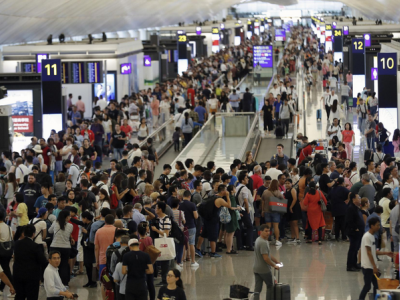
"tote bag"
154,233,176,261
269,196,288,214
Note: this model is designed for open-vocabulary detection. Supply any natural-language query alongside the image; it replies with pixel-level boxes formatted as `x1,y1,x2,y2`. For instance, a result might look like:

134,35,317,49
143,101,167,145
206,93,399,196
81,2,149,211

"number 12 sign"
352,38,364,54
378,53,397,75
41,59,61,82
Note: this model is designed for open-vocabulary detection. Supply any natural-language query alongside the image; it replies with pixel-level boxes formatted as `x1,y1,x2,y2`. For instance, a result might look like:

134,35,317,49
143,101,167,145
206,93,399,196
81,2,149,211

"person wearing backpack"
373,144,385,165
357,98,368,134
138,222,156,300
171,199,185,268
121,205,138,235
112,241,130,300
29,208,48,254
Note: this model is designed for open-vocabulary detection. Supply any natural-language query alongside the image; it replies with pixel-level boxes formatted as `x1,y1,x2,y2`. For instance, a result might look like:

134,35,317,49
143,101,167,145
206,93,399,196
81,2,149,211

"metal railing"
138,117,174,157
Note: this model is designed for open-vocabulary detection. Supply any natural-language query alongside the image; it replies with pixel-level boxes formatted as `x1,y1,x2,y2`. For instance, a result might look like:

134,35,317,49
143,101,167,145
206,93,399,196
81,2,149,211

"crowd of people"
0,24,397,300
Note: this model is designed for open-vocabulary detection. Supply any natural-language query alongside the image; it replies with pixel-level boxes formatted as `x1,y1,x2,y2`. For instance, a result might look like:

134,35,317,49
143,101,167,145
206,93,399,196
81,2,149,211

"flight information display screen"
253,45,273,68
87,61,102,83
71,62,85,83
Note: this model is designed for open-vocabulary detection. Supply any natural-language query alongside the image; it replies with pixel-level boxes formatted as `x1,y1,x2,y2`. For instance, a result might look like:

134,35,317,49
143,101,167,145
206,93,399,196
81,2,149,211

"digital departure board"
61,62,69,84
275,29,285,41
87,61,102,83
71,62,85,83
253,45,273,68
22,63,36,73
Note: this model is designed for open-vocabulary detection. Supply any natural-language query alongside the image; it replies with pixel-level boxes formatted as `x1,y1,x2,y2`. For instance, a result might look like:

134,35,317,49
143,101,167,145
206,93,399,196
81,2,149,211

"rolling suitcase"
317,109,322,121
275,126,284,139
274,269,290,300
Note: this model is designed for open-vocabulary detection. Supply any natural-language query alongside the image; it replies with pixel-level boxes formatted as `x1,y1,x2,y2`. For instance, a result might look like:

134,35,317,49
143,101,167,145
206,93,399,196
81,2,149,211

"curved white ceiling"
0,0,397,46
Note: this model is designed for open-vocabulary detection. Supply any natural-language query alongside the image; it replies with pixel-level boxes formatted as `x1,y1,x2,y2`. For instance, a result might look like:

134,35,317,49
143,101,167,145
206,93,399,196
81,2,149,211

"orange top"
94,224,115,265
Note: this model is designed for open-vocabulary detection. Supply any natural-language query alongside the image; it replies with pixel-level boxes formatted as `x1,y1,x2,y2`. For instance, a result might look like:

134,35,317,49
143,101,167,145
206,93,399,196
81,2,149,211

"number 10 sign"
378,53,397,76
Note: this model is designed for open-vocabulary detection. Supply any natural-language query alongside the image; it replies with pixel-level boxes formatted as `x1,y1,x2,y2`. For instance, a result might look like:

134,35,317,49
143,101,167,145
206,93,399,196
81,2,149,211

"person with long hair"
329,177,350,241
123,176,137,205
138,118,149,142
341,122,355,160
181,112,193,147
138,222,155,300
111,174,130,206
157,269,186,300
285,179,301,243
303,182,327,244
377,122,391,149
244,151,257,172
49,210,73,286
262,98,274,134
261,179,284,246
4,173,17,205
225,185,240,254
98,189,111,211
393,129,400,158
345,193,364,271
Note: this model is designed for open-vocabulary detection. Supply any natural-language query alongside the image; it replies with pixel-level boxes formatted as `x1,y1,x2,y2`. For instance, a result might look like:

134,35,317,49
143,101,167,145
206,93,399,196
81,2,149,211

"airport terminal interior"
1,0,400,300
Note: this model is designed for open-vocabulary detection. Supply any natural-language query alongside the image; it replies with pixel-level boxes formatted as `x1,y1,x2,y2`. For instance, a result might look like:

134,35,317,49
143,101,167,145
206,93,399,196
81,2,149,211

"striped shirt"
158,215,171,237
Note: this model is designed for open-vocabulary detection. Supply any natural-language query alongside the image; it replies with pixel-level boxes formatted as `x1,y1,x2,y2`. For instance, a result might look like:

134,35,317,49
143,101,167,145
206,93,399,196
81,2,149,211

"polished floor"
35,238,392,300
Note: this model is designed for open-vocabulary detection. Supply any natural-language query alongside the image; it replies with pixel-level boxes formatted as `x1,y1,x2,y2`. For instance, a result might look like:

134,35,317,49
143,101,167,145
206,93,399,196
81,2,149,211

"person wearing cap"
29,208,48,249
330,164,344,180
122,238,153,300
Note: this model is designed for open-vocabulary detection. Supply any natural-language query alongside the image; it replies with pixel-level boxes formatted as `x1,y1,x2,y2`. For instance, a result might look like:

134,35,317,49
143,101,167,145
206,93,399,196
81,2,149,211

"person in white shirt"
320,86,331,120
357,98,368,134
278,81,287,95
327,118,342,146
97,97,107,111
44,251,75,299
15,158,29,185
207,94,219,114
127,144,142,167
270,83,280,98
359,217,392,300
264,160,282,181
328,76,337,92
341,81,351,109
175,93,185,108
64,160,81,188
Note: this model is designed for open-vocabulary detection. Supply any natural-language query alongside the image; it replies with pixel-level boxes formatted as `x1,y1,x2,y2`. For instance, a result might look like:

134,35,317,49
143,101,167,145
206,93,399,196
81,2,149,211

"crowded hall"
1,1,400,300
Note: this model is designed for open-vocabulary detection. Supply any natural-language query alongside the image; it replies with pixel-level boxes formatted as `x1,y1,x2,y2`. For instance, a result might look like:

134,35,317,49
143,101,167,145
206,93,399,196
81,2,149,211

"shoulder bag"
269,193,288,214
0,226,14,257
318,191,327,212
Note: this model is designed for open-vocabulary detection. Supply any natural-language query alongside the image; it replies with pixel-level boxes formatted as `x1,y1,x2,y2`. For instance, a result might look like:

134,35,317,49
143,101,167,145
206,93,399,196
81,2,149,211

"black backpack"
197,196,217,220
106,243,120,274
169,219,185,244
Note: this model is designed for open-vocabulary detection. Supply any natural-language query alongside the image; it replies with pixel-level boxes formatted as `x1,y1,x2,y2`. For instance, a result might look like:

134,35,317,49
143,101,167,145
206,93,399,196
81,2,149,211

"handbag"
269,196,288,214
230,284,250,298
144,245,161,264
154,233,176,261
318,191,327,212
0,226,14,257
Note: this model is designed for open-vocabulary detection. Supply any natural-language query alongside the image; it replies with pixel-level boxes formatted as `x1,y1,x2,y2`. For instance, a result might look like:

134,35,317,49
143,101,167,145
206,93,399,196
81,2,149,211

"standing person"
329,178,350,242
345,193,365,272
157,269,187,300
110,124,127,160
253,224,281,300
261,98,274,134
181,112,193,147
341,122,355,160
0,210,13,295
91,118,105,151
44,251,75,299
236,173,254,250
393,129,400,158
178,190,198,267
357,98,368,135
278,98,295,138
365,113,377,152
303,182,328,245
321,87,332,120
13,225,47,300
369,92,378,118
229,89,240,112
122,238,153,300
95,214,116,277
137,118,149,142
19,173,41,220
48,210,73,286
285,179,302,243
150,96,160,128
358,217,393,300
75,96,85,119
346,71,353,89
341,81,351,109
377,122,391,149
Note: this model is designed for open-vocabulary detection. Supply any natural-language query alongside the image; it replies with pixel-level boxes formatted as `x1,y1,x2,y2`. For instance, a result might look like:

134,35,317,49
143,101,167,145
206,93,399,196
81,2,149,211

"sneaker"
296,239,301,244
195,248,203,258
7,294,15,298
287,239,296,244
191,262,199,267
275,240,282,246
209,252,222,258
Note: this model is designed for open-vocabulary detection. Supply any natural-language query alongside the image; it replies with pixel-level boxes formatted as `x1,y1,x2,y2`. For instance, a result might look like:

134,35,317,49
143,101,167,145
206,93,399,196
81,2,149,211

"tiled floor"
39,239,392,300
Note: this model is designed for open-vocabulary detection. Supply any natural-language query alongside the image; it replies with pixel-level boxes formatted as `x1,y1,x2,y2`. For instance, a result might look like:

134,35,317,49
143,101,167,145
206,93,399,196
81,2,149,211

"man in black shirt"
319,163,337,195
20,173,41,220
242,88,253,112
122,238,153,300
159,164,171,192
110,124,127,160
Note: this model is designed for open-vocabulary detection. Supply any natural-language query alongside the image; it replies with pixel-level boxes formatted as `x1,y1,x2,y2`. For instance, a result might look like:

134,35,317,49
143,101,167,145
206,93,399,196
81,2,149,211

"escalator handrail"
238,113,259,161
138,118,173,148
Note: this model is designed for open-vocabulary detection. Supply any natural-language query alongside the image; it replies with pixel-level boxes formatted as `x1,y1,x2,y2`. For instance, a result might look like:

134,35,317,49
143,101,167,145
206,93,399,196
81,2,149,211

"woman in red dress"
303,182,328,244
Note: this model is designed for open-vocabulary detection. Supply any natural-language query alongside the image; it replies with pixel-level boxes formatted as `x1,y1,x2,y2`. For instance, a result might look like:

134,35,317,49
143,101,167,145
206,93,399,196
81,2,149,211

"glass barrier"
138,116,175,156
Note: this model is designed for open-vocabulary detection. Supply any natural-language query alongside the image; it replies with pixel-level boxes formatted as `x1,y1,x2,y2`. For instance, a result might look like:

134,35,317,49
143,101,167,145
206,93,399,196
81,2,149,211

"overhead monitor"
36,54,49,73
87,61,102,83
253,45,273,68
71,62,85,83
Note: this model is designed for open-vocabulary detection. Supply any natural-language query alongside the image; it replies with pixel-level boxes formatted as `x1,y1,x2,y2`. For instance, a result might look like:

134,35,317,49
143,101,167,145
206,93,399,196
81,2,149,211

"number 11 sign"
41,59,61,82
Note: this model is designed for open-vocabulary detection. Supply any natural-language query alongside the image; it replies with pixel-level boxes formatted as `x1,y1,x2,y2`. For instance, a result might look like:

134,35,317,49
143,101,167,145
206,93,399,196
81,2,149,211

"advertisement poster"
6,90,34,152
93,73,116,102
253,45,273,68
